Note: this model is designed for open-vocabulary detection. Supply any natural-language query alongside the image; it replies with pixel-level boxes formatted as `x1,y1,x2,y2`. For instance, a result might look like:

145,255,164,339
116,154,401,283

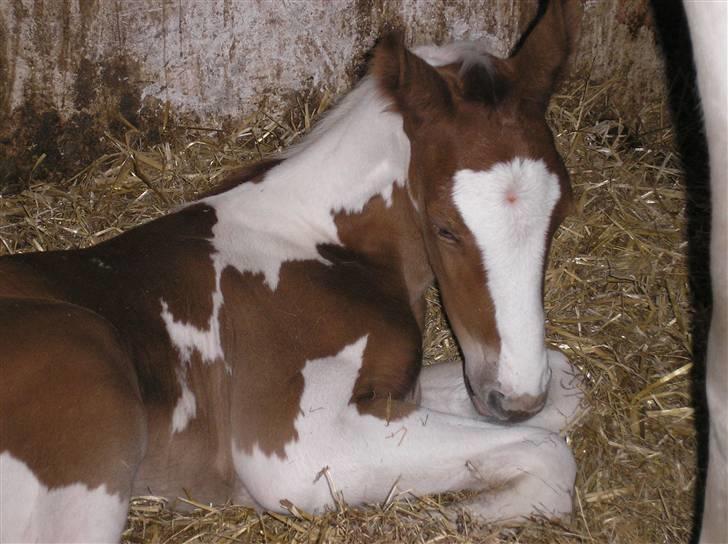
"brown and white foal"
0,1,583,541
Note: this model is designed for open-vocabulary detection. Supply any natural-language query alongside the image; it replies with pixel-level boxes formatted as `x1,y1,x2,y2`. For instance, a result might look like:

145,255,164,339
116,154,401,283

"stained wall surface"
0,0,661,186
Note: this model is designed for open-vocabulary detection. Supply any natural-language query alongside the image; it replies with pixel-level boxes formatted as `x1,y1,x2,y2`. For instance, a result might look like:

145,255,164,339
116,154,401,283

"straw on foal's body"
0,1,584,541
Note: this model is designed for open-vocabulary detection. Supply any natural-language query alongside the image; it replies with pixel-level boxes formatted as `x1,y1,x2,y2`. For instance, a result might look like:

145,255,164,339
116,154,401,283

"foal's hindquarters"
0,299,146,542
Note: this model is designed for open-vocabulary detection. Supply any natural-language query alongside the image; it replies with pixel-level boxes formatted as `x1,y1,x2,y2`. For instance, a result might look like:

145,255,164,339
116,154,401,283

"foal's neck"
274,77,411,215
204,78,433,305
281,77,433,306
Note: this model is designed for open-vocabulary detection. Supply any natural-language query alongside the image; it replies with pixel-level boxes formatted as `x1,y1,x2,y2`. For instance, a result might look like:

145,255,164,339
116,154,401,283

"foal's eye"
435,225,459,243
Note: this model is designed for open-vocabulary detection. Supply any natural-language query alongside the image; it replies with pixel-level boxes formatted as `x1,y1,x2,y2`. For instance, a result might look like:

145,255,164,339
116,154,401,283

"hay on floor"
0,74,697,543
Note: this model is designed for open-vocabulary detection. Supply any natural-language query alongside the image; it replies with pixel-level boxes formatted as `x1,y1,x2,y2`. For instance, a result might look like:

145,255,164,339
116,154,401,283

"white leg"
238,406,575,522
684,2,728,542
232,338,576,523
417,359,480,418
417,349,584,433
525,350,584,433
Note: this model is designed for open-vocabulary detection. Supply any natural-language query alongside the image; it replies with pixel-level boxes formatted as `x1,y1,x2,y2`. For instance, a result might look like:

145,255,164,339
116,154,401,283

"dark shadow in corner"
650,2,712,542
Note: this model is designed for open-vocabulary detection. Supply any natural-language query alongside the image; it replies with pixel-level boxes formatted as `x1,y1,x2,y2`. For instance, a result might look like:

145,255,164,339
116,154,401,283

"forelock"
413,42,495,71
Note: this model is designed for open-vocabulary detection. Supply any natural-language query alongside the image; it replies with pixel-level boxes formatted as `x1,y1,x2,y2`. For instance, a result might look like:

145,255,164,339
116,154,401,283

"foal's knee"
464,431,576,522
526,434,576,518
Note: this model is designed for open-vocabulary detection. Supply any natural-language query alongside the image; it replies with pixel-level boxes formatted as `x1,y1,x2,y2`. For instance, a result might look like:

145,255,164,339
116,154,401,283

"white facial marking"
452,158,560,396
0,452,127,543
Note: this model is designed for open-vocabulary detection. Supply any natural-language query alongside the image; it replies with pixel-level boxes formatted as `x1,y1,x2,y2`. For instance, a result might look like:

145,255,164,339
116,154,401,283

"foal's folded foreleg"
236,402,576,522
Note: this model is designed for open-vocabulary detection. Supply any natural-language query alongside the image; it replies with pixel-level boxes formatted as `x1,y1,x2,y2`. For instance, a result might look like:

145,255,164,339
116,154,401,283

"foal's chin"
472,396,544,425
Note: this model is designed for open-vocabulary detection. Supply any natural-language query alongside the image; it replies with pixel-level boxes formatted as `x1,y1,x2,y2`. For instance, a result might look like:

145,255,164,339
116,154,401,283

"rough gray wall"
0,0,662,186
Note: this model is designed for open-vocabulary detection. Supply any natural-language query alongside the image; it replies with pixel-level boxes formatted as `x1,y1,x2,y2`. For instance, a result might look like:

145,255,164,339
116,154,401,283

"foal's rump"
0,298,145,542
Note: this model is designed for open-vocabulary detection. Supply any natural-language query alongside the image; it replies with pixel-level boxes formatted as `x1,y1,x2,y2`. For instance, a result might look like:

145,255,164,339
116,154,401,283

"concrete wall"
0,0,663,187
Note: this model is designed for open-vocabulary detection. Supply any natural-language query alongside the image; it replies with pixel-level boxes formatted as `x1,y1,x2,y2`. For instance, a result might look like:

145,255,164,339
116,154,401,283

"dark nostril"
486,389,546,423
487,390,506,413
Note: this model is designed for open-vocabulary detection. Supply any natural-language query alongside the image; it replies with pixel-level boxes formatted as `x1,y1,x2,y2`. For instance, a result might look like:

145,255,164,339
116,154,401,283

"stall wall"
0,0,661,185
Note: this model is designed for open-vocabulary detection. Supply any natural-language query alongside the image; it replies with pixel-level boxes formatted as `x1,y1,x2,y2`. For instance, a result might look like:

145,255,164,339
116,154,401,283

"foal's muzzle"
484,389,547,423
464,372,548,424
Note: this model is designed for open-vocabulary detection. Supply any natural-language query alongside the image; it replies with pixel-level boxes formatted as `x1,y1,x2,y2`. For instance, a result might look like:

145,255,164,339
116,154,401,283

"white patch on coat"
160,299,224,365
158,77,410,387
161,298,214,434
231,336,370,511
452,158,560,396
204,77,410,291
0,452,127,543
171,379,197,433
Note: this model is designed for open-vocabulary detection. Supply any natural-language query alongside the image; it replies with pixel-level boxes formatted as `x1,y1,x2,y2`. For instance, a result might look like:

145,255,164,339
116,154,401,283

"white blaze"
452,158,560,396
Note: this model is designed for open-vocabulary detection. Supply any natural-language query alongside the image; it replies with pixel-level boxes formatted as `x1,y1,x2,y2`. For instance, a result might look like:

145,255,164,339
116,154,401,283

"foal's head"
373,0,582,423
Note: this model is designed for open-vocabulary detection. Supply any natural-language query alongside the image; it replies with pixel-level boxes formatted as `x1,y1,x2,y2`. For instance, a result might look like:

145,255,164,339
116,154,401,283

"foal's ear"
371,33,454,133
510,0,583,108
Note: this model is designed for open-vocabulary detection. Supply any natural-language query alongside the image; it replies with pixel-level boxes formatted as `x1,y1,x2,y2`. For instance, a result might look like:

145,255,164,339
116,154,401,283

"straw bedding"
0,74,699,543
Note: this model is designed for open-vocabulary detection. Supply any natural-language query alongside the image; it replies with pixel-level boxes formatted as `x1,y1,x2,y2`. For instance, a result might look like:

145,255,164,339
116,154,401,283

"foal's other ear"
510,0,583,108
371,32,454,134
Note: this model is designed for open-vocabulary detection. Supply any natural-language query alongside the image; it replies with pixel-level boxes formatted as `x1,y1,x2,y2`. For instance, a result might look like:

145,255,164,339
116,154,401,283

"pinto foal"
0,1,583,541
